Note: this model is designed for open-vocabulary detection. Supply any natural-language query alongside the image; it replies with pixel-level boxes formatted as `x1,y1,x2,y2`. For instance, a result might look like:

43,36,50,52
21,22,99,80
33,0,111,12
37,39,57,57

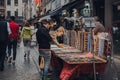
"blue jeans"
39,50,51,80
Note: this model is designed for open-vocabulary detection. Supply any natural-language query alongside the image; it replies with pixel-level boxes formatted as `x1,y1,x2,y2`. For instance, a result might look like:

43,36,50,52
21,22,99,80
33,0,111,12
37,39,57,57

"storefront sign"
84,17,95,27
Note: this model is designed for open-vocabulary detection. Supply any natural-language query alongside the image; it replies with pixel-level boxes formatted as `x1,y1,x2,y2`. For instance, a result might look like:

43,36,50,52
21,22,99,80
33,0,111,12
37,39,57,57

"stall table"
51,45,107,80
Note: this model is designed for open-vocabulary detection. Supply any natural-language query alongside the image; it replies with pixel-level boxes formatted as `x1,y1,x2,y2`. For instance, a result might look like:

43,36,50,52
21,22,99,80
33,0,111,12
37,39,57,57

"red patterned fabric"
34,0,41,6
51,52,106,80
60,63,79,80
59,63,106,80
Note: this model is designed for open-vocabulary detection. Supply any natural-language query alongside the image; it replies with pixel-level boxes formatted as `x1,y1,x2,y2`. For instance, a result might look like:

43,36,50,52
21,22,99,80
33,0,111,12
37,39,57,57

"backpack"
22,27,32,39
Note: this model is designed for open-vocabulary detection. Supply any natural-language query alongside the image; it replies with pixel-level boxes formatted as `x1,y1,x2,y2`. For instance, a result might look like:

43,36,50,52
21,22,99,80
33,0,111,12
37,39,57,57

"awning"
62,0,83,10
38,0,84,21
38,15,51,22
49,7,63,17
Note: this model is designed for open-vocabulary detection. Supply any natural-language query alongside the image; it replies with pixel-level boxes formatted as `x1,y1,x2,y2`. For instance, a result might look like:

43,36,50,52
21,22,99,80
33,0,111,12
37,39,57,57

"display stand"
89,0,97,79
91,30,96,80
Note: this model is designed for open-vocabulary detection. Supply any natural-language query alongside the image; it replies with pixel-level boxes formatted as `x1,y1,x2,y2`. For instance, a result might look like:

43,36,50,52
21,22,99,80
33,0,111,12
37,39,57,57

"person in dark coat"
0,15,11,71
36,19,56,80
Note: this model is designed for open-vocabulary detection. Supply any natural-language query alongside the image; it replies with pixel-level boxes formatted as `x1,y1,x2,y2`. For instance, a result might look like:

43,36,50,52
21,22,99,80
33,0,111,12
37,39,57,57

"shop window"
7,0,11,5
7,11,11,17
0,1,4,6
15,11,18,17
14,0,18,6
113,4,120,21
0,9,5,15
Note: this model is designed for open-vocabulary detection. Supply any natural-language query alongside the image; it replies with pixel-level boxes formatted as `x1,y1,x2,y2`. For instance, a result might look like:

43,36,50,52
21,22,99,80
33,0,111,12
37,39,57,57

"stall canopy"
39,0,83,21
62,0,83,10
38,15,51,22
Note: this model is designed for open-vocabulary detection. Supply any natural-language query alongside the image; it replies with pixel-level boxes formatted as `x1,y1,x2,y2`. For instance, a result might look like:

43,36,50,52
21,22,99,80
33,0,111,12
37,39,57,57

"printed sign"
84,17,96,27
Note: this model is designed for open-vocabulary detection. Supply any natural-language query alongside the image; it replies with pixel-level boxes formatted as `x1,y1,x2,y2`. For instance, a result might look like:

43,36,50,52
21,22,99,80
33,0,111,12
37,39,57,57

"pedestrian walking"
8,16,20,65
21,21,33,58
0,15,11,71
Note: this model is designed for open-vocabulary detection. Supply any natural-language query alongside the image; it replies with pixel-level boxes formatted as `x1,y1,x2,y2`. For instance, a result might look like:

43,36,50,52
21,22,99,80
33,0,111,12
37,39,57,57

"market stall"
51,46,107,79
50,30,110,80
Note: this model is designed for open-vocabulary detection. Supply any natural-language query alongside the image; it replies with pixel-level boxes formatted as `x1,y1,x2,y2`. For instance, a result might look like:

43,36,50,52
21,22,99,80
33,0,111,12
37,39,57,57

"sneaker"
8,57,12,63
12,60,15,65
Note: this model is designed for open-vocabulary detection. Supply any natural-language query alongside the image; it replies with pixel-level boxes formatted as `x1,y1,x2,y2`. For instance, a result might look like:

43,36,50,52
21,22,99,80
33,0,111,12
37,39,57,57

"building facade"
22,0,36,20
40,0,70,15
0,0,6,16
6,0,23,19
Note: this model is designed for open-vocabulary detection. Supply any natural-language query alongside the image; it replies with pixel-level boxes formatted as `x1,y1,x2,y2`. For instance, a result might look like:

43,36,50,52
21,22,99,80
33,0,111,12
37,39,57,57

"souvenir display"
64,30,70,45
70,30,77,47
51,45,107,64
50,8,111,65
83,32,91,52
77,31,84,51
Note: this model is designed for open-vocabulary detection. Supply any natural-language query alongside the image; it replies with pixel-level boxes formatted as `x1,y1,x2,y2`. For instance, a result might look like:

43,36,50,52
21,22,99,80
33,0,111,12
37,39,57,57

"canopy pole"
89,0,97,80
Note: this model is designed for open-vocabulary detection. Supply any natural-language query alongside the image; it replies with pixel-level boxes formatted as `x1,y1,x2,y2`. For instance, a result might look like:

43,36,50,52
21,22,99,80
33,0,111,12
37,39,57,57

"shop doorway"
93,0,105,24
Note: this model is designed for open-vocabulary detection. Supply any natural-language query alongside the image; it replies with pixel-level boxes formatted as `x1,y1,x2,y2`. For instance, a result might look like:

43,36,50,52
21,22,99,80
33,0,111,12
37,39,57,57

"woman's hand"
57,44,64,48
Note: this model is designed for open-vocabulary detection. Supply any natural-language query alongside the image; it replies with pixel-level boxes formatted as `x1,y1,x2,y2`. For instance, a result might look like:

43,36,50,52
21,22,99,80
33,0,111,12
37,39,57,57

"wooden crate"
93,35,99,55
77,31,84,52
64,30,71,45
70,30,77,47
93,33,109,58
83,32,91,52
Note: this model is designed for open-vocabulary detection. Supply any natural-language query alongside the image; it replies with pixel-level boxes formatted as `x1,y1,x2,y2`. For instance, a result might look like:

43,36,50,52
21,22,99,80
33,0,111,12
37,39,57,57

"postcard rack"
83,32,91,52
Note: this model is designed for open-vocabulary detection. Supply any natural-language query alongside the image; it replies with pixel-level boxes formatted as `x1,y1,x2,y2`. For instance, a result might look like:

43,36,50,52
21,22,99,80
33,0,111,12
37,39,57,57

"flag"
34,0,41,7
37,0,41,7
34,0,37,5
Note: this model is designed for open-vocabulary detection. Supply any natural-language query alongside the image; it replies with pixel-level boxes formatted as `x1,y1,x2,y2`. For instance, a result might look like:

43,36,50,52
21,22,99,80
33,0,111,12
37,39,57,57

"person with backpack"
8,16,20,65
21,21,33,58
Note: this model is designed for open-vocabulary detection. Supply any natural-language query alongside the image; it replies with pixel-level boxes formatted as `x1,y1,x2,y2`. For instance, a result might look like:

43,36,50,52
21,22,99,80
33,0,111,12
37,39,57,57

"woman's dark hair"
48,19,55,24
40,19,49,25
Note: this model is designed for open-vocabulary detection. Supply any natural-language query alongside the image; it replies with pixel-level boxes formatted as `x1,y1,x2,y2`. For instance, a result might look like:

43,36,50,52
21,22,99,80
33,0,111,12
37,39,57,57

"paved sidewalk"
0,41,120,80
0,44,40,80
